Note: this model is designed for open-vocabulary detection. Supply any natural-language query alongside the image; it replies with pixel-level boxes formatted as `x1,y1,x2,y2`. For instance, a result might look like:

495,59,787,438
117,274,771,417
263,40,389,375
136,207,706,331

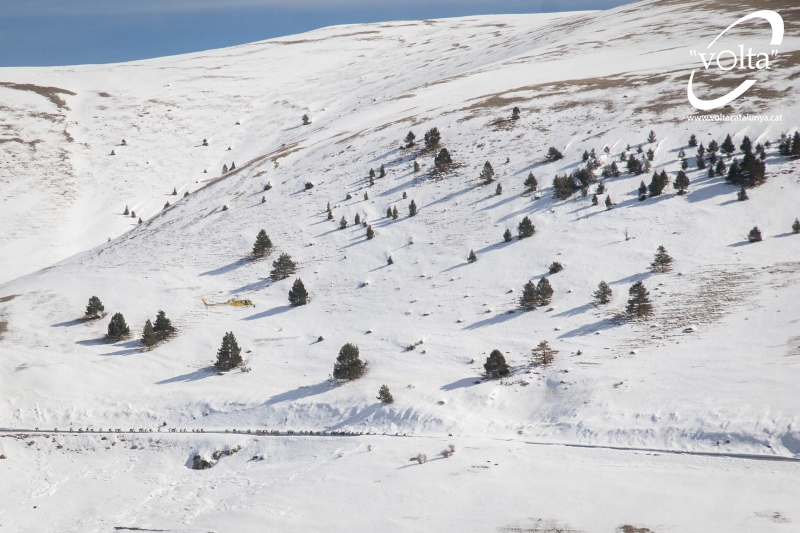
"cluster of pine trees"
84,296,175,345
519,278,553,310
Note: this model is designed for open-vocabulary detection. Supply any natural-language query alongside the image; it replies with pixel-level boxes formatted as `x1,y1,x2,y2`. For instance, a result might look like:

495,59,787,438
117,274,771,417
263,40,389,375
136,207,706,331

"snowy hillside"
1,0,800,530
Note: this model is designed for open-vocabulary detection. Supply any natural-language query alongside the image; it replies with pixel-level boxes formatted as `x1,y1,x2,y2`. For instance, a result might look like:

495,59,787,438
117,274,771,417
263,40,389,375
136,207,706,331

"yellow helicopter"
202,298,255,308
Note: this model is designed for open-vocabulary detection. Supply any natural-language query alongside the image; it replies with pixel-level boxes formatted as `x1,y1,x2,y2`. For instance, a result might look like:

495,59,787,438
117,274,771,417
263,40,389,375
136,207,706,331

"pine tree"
673,170,689,194
424,127,441,150
678,148,686,160
252,230,273,258
123,205,129,215
333,343,366,380
288,278,308,306
536,278,554,306
369,168,376,179
409,200,418,217
791,132,800,157
328,209,334,220
484,349,510,378
392,206,399,219
720,134,735,157
596,182,605,195
172,187,177,195
681,159,689,171
386,207,392,218
737,186,749,201
520,281,537,310
495,183,503,195
651,245,673,273
548,262,563,274
740,136,752,154
270,253,297,280
688,134,697,147
638,180,647,201
647,130,657,143
107,312,130,340
377,385,394,404
696,144,706,169
715,159,727,176
340,216,348,229
605,195,613,209
354,213,361,225
648,170,669,197
185,191,190,198
524,172,538,192
792,218,800,234
141,319,156,347
222,164,228,173
387,255,394,265
531,341,557,367
302,114,310,125
404,131,416,147
413,160,420,172
748,226,762,242
130,210,135,218
553,175,576,200
503,228,513,242
593,281,612,305
434,148,452,171
153,310,175,340
363,191,368,201
366,225,375,239
215,331,242,371
646,148,654,161
379,164,386,178
545,146,564,162
592,193,598,205
518,216,535,239
480,161,494,183
164,202,170,209
511,106,521,120
626,282,653,318
467,250,477,263
582,150,590,162
85,296,104,318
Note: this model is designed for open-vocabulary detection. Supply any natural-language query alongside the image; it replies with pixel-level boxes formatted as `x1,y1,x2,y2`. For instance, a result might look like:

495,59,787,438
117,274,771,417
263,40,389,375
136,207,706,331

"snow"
1,1,800,530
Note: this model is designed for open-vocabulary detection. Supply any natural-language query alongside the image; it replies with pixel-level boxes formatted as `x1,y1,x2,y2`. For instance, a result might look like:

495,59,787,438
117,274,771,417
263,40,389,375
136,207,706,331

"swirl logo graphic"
687,10,783,111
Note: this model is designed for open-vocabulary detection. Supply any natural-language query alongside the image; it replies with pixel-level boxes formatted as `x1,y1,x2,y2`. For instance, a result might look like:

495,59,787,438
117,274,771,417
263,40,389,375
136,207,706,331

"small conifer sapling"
467,250,477,263
651,245,673,273
288,278,308,306
626,282,653,318
593,281,612,305
333,343,366,381
215,332,242,371
484,349,510,378
518,216,535,239
377,385,394,404
86,296,104,318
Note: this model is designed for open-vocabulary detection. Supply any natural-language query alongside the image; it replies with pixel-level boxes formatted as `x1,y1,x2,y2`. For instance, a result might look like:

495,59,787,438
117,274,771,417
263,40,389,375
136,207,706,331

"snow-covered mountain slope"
1,0,800,464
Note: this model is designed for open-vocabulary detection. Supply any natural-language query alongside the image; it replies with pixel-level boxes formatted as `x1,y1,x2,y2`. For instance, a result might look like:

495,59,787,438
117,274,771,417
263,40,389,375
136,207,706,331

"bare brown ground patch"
0,294,19,303
0,82,75,109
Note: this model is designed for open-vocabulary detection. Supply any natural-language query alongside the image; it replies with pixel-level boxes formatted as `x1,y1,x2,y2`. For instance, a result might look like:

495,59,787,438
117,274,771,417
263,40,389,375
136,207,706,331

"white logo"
687,10,783,111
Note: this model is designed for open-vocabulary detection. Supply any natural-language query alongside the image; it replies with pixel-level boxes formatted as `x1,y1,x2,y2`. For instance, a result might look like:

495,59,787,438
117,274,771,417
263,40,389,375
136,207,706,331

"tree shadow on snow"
552,303,595,318
558,317,624,338
440,377,481,391
463,310,523,330
156,366,216,384
52,317,95,328
199,258,251,277
261,381,334,407
609,272,652,286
